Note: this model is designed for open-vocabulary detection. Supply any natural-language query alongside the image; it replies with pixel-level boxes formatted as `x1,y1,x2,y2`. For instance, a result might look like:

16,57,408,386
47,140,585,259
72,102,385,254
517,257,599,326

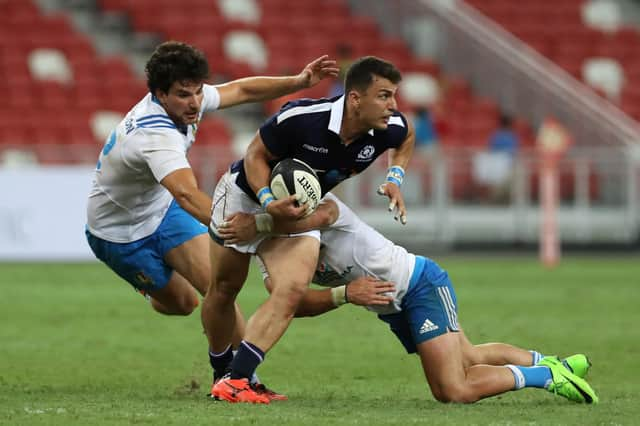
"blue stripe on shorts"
378,256,459,354
86,199,207,292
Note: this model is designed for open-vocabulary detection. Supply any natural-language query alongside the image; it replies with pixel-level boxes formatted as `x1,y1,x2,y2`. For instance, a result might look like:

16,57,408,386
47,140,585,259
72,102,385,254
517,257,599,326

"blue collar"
151,94,188,135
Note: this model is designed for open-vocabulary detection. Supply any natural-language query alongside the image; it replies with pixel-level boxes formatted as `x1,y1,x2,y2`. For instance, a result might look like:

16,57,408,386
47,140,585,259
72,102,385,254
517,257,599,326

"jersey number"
97,131,117,170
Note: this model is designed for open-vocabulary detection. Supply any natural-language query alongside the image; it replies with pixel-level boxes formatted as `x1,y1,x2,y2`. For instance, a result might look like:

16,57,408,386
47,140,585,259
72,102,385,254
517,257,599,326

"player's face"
355,76,398,130
156,81,204,126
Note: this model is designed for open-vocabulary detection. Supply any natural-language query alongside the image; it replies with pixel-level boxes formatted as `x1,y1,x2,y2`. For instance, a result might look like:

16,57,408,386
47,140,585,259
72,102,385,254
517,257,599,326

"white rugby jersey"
86,84,220,243
313,193,416,315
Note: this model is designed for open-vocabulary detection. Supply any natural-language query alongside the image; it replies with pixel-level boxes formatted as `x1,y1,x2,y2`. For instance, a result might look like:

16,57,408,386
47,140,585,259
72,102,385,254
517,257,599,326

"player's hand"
266,194,310,220
346,277,395,306
217,212,258,244
297,55,339,88
377,182,407,225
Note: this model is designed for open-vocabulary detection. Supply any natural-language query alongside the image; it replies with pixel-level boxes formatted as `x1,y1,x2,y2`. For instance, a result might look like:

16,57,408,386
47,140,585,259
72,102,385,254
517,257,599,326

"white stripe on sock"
209,344,231,357
530,350,543,365
241,341,264,362
506,365,525,390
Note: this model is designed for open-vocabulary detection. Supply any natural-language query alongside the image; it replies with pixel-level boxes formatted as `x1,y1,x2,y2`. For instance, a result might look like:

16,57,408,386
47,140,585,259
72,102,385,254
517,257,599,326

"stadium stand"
0,0,131,163
0,0,612,203
0,0,636,245
465,0,640,117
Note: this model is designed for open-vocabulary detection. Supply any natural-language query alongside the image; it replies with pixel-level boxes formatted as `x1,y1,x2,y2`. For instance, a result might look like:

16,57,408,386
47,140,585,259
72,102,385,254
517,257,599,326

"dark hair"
499,114,513,128
145,41,210,94
344,56,402,92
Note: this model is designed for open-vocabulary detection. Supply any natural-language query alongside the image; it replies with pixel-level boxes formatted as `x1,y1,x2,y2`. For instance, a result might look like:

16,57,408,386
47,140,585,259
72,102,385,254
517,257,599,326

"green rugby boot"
562,354,591,379
538,356,599,404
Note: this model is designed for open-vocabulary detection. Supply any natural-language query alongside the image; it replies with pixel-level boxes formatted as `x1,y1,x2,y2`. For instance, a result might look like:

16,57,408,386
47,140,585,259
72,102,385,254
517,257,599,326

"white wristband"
330,285,348,307
255,213,274,233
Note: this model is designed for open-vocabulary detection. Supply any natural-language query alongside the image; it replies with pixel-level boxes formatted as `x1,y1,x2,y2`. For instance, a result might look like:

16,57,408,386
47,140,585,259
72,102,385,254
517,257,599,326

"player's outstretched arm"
264,276,395,318
217,200,338,244
377,119,416,225
273,199,339,233
215,55,339,109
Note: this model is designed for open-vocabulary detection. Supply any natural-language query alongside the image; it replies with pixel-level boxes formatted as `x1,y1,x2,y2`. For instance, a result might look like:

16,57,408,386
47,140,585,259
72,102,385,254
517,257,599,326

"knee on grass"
431,383,479,404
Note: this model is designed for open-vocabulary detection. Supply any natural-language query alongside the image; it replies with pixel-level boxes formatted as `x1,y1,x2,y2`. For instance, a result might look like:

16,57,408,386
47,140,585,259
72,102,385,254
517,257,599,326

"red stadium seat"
196,116,232,146
99,56,135,82
1,0,548,188
512,118,535,147
0,126,34,146
473,0,640,113
37,81,73,109
67,122,98,146
405,58,440,77
59,35,96,61
348,16,380,43
6,78,38,109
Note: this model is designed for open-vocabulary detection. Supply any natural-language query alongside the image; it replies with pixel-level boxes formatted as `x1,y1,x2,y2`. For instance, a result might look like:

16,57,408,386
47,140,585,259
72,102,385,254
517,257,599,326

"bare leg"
147,272,200,315
146,233,211,315
245,236,319,352
458,330,534,367
201,239,251,353
417,331,517,403
231,302,246,348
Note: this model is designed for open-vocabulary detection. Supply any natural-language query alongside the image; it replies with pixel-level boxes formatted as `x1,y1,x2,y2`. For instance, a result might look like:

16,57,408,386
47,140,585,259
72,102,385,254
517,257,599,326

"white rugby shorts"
209,170,319,254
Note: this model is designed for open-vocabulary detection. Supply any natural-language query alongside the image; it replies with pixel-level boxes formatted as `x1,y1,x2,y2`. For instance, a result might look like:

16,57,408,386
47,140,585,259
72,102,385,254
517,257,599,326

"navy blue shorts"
86,200,207,292
378,256,460,354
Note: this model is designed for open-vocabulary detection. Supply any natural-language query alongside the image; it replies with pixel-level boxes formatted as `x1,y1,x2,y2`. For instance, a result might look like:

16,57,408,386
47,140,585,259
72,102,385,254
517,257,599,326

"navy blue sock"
230,340,265,380
209,345,233,380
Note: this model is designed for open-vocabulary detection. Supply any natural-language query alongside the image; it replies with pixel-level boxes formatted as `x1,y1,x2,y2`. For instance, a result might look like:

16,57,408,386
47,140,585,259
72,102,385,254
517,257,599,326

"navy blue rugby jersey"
232,95,409,202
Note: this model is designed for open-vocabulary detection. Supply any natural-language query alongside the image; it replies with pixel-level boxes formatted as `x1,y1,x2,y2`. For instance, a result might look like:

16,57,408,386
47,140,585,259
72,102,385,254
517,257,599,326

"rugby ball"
270,158,321,215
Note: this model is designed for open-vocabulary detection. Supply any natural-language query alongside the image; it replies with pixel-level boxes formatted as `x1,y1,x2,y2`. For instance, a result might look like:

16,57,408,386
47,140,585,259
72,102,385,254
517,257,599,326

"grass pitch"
1,257,638,425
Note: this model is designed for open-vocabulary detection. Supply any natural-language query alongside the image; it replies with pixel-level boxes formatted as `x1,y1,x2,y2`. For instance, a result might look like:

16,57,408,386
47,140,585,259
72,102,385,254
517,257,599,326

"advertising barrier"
0,166,96,261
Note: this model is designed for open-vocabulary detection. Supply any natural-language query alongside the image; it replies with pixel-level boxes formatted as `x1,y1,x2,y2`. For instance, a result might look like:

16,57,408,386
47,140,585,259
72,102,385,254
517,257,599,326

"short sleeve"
258,111,296,158
323,192,357,231
138,130,191,182
387,111,409,148
201,84,221,112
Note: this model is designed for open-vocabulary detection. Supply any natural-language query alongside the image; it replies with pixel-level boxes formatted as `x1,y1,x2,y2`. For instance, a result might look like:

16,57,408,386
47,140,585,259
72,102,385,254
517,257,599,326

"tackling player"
223,194,599,404
85,41,338,322
204,56,415,403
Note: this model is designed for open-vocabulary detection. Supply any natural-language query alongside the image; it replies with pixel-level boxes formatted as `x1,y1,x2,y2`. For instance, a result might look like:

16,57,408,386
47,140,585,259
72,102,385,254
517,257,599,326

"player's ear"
347,90,360,108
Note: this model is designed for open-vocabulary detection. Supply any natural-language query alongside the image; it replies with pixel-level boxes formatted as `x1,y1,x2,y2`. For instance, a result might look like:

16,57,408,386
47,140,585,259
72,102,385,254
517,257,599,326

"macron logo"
419,318,439,334
303,144,328,154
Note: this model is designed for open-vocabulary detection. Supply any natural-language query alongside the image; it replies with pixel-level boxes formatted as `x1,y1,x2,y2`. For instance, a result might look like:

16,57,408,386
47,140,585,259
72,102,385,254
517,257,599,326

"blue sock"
230,340,264,380
506,365,552,389
209,345,233,380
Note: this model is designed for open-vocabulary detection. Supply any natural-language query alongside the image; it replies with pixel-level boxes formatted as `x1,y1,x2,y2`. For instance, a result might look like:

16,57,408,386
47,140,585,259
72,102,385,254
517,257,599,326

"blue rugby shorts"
85,199,207,292
378,256,460,354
